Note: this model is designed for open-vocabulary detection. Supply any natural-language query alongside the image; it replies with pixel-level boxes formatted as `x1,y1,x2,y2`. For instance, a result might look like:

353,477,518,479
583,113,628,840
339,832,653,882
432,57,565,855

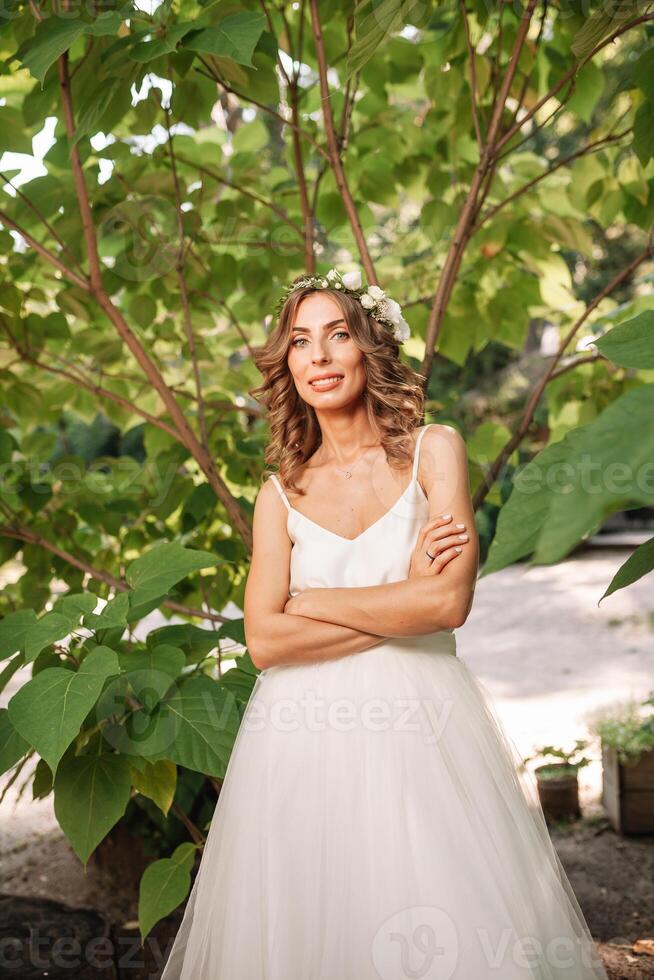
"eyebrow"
290,318,346,333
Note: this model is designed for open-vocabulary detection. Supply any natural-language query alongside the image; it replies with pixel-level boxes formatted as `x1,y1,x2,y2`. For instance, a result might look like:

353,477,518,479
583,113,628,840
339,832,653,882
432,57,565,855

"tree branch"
0,170,87,277
0,207,89,291
55,47,253,550
170,155,305,237
0,523,232,625
470,126,632,235
460,0,482,149
472,241,654,510
494,13,654,155
308,0,377,284
419,0,538,381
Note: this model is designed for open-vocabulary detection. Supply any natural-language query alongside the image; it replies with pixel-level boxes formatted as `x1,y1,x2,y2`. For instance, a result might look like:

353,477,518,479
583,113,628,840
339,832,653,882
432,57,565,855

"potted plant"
523,740,592,823
587,693,654,835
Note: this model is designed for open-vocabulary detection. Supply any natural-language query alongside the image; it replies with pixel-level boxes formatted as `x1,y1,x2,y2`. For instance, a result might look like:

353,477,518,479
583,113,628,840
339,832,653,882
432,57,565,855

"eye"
290,336,308,347
333,330,350,341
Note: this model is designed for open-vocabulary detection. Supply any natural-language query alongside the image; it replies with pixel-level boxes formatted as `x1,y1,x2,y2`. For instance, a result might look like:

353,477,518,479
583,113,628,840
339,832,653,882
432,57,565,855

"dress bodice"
269,423,438,597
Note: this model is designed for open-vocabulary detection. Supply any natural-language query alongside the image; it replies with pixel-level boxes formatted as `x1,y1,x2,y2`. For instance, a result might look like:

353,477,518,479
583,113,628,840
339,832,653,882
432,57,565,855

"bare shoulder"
252,476,291,548
422,422,467,457
418,423,468,494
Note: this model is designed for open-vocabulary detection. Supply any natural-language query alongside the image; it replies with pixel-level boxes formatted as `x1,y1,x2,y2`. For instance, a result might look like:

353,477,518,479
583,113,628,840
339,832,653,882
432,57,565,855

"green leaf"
126,543,220,604
181,11,267,68
219,665,258,705
632,48,654,104
594,311,654,369
0,609,71,663
53,751,132,864
72,75,130,147
634,100,654,167
146,624,219,660
131,759,177,816
51,593,98,625
600,536,654,602
129,21,196,63
346,0,430,78
216,617,245,646
8,647,120,774
12,16,87,87
83,592,130,630
138,843,197,940
112,644,185,707
0,708,31,774
115,676,240,778
483,385,654,574
0,610,39,661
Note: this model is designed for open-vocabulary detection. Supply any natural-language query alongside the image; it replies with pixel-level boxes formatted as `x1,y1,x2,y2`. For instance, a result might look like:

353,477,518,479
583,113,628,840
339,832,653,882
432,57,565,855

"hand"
408,513,469,579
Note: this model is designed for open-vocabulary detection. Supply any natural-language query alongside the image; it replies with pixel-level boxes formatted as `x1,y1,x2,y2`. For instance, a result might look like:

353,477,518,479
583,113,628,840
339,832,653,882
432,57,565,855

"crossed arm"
244,425,479,670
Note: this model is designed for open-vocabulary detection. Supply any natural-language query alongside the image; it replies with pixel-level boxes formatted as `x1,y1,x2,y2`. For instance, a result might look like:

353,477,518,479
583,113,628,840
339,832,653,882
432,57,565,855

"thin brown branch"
170,155,304,236
494,14,654,155
0,208,89,290
289,76,316,272
501,3,549,139
420,0,538,381
165,109,210,456
259,0,292,87
0,171,87,277
195,58,331,164
548,350,604,381
308,0,377,284
2,337,181,440
472,242,654,509
0,523,232,624
56,48,253,550
460,0,482,149
170,802,206,844
470,126,632,235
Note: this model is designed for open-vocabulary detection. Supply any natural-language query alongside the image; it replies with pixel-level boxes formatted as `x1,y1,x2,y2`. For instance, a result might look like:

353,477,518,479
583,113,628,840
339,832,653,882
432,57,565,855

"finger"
425,530,469,552
431,545,463,568
417,513,454,544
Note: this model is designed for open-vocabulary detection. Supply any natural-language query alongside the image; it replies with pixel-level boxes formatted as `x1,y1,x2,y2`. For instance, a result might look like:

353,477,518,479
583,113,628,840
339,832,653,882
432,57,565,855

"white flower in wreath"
341,269,362,290
393,318,411,342
383,297,403,325
359,292,376,310
326,268,339,281
367,284,386,300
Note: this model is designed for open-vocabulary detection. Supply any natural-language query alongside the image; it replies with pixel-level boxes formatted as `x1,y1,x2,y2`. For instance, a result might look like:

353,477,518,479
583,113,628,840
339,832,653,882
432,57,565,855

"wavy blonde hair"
249,281,426,496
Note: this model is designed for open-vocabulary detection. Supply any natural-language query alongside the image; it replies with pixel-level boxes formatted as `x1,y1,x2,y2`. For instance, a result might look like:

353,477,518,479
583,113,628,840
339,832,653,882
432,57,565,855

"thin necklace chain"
329,444,379,479
333,454,365,480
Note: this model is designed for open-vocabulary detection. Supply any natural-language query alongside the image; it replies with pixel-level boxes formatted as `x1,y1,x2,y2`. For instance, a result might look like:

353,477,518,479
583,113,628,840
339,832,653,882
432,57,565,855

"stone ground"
1,541,653,977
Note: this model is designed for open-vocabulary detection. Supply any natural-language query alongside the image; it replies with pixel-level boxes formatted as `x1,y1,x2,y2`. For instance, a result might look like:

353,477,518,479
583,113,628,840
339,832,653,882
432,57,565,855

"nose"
311,343,330,363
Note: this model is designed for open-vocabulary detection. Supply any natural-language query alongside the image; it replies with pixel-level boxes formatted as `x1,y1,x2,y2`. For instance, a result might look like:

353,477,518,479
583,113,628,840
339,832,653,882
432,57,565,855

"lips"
309,374,344,389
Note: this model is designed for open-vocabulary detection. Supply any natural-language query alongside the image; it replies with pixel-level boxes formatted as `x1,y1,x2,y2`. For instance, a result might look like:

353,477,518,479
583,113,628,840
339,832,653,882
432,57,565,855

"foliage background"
0,0,653,936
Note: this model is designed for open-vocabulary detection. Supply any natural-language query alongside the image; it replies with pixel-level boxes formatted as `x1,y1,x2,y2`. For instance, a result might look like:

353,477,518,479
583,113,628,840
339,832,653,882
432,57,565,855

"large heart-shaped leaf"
54,751,132,864
8,647,120,774
126,543,219,604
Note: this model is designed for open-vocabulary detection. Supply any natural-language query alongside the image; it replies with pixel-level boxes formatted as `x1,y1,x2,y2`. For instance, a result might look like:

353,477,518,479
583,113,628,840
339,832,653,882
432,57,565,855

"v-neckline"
287,476,428,544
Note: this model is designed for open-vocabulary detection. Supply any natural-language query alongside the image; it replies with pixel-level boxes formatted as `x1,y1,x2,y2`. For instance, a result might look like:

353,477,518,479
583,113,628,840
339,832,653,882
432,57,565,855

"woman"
161,269,608,979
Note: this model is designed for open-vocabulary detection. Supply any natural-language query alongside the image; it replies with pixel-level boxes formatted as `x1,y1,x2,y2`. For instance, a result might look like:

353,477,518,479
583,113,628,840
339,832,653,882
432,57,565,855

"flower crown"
273,267,410,344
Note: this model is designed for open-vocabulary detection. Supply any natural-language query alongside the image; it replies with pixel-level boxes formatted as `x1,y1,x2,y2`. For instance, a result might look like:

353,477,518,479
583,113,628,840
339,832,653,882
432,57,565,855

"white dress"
160,424,608,980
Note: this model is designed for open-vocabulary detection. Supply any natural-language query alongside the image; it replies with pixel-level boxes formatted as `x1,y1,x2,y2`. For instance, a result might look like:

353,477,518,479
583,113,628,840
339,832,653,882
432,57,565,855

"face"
287,292,367,406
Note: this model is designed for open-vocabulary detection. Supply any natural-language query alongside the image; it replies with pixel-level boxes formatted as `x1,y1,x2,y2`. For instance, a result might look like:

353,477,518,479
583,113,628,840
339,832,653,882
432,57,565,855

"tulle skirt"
160,633,608,979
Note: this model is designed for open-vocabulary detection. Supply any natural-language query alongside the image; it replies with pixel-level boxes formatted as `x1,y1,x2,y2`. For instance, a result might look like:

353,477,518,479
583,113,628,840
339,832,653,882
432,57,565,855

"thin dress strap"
412,423,433,481
269,474,291,511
